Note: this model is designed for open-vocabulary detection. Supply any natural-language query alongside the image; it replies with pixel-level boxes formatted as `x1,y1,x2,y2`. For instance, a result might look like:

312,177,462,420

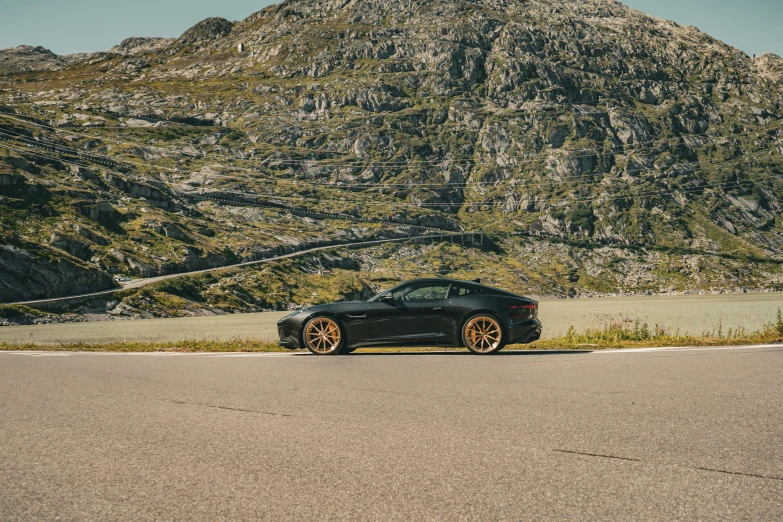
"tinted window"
393,284,450,301
449,285,484,298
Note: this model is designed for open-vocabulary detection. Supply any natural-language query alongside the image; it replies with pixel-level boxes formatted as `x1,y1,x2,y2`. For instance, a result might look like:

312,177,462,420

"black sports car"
277,278,542,355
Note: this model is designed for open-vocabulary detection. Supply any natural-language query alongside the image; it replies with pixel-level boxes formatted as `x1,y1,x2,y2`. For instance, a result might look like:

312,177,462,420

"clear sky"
0,0,780,57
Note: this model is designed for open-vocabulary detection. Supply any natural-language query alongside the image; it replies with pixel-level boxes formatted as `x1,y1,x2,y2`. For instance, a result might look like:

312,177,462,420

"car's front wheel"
462,314,506,354
303,316,345,355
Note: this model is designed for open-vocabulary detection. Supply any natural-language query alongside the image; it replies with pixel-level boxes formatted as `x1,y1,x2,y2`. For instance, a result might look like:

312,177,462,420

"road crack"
168,399,291,417
553,449,641,462
553,449,783,482
694,466,783,482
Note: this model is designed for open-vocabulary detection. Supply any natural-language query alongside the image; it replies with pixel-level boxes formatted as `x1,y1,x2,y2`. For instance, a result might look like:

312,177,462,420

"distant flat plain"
2,292,782,346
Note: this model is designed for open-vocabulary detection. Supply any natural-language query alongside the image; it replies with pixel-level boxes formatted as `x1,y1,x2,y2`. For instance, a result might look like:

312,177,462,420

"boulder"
76,201,117,222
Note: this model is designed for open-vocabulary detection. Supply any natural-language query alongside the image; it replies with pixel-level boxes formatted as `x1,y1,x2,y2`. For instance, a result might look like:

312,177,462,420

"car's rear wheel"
463,315,505,354
303,317,345,355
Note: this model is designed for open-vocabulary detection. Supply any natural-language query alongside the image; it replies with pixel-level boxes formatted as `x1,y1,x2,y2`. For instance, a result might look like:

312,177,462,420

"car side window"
394,284,450,301
449,285,483,298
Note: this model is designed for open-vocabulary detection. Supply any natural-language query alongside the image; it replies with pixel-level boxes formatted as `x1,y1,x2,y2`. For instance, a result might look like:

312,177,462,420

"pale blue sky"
0,0,780,57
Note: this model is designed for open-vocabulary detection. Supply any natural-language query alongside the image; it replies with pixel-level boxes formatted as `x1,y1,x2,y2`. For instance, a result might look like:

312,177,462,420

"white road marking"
1,352,73,357
593,344,782,354
0,344,779,357
205,353,305,358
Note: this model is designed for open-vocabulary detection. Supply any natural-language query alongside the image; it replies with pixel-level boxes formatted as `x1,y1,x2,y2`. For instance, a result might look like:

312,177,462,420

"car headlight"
279,309,306,322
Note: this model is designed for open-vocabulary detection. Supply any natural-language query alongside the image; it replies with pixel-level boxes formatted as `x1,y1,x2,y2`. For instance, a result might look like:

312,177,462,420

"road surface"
2,291,782,345
1,345,781,520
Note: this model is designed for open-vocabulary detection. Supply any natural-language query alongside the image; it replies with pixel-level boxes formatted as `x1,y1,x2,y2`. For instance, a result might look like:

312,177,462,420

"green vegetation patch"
528,310,783,350
0,305,49,319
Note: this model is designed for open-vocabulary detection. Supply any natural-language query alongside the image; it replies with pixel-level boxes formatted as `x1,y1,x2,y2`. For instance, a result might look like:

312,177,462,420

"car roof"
406,278,481,286
403,278,510,294
379,278,533,302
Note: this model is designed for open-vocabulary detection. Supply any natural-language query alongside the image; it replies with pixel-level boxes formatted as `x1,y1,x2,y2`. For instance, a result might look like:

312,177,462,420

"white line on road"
593,344,783,354
0,344,780,358
0,352,73,357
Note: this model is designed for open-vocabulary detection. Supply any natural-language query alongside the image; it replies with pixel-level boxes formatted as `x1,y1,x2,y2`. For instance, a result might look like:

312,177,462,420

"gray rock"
176,17,234,47
0,173,19,186
110,37,175,55
76,201,116,222
49,232,94,261
0,242,116,304
755,53,783,85
74,225,110,246
0,45,65,75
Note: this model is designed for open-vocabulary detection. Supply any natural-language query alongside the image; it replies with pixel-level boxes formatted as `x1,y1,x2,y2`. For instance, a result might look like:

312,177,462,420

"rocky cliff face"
1,0,783,308
0,240,117,303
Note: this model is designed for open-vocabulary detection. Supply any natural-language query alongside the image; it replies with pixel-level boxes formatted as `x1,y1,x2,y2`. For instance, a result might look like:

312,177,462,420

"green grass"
0,305,49,319
528,311,783,350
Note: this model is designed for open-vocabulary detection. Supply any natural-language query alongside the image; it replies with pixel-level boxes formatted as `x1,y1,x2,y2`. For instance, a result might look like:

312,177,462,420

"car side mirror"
379,294,395,303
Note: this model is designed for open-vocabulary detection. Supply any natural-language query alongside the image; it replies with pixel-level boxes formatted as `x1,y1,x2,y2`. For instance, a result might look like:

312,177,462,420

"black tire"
462,314,506,354
302,316,346,355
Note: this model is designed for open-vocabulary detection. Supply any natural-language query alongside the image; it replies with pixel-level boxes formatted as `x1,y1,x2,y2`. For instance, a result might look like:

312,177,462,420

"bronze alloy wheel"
463,315,504,354
304,317,343,355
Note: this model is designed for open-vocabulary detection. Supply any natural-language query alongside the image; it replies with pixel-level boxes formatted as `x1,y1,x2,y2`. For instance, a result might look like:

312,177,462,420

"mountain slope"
110,37,175,56
1,0,783,316
0,45,67,75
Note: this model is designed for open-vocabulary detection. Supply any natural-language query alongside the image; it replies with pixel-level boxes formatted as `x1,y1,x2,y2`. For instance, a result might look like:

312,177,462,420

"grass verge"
527,312,783,350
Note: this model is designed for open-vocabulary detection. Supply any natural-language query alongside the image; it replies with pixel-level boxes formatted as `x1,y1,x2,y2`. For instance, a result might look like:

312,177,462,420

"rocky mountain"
0,38,176,77
2,0,783,319
110,37,175,56
0,45,67,75
756,53,783,86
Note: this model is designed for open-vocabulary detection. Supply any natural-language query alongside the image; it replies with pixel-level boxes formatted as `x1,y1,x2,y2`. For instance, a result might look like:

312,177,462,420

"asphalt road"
1,345,782,521
3,292,783,345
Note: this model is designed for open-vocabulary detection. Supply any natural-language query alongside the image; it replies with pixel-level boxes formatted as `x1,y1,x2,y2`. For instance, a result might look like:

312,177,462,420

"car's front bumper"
508,318,543,344
277,317,305,349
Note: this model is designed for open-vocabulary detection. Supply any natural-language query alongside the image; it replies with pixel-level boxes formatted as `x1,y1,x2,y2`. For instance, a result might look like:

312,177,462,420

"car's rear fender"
457,308,509,346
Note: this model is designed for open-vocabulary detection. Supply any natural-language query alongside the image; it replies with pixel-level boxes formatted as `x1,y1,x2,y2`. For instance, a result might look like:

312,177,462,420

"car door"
368,283,451,342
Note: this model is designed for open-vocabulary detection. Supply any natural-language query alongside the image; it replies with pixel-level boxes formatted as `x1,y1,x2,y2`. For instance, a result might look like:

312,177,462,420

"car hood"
305,301,367,312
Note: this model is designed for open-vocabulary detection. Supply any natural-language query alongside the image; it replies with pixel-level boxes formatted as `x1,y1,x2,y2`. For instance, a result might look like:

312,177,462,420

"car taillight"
509,303,537,320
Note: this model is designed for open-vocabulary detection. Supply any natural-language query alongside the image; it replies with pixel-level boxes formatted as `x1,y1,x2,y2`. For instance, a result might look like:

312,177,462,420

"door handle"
346,314,368,319
432,307,443,311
